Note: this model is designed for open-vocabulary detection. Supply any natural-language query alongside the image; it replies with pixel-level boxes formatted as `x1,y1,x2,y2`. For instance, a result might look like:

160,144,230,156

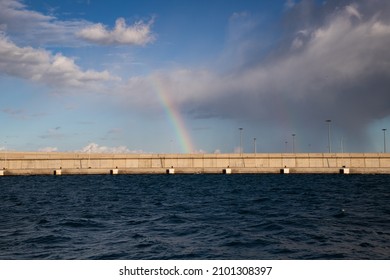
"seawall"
1,152,390,175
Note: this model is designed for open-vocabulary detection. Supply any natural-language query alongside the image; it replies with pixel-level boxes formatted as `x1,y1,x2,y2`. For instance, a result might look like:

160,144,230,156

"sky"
1,0,390,154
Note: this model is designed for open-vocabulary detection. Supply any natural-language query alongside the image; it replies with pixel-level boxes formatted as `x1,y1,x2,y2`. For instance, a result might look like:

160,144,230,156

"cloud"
0,0,53,31
38,147,58,152
0,0,155,47
345,4,362,20
0,34,118,88
79,142,143,154
0,0,85,46
216,1,390,148
77,17,155,46
117,2,390,151
224,3,390,145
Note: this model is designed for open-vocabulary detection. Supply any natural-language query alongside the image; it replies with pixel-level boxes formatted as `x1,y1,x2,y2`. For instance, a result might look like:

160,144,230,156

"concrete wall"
1,152,390,175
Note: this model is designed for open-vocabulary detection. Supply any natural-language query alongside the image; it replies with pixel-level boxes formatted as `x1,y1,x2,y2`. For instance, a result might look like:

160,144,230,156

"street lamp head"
382,128,387,131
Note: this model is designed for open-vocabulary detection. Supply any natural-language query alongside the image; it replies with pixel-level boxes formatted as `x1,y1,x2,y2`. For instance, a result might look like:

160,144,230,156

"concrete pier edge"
1,152,390,175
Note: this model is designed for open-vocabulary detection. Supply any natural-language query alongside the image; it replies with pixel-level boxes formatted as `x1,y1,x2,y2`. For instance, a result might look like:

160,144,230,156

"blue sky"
1,0,390,153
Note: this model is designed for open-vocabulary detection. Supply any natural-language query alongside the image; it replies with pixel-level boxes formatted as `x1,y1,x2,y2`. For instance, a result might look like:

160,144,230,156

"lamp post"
3,141,6,169
88,144,91,168
253,138,257,154
382,129,387,153
239,128,243,155
285,141,288,153
292,134,296,153
326,120,332,153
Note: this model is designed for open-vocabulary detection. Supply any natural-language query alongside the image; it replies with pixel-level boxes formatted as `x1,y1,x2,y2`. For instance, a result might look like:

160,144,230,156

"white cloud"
38,147,58,152
0,0,85,46
0,0,53,29
371,21,390,36
77,17,155,46
0,1,155,47
192,149,207,154
0,34,118,88
80,142,143,154
345,4,362,20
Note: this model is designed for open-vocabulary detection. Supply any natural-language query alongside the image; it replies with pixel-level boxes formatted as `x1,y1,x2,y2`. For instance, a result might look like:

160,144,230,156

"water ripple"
0,174,389,259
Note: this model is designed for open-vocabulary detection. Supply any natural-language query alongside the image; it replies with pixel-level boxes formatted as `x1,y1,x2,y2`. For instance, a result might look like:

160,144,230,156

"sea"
0,174,389,260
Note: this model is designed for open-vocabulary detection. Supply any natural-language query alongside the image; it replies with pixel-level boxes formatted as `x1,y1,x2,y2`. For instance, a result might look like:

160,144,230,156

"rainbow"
150,75,195,153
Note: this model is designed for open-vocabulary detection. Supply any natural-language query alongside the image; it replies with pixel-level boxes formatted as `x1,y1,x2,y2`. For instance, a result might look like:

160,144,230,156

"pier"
1,152,390,175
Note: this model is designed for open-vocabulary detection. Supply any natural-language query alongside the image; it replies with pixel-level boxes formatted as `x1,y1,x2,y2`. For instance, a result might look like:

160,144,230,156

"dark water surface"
0,174,389,259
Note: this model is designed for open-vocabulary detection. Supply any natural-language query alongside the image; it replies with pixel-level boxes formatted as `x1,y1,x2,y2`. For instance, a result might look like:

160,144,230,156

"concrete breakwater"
1,152,390,175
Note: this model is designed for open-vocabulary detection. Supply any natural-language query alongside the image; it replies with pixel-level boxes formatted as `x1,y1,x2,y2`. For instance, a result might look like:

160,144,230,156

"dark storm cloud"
174,0,390,150
116,0,390,151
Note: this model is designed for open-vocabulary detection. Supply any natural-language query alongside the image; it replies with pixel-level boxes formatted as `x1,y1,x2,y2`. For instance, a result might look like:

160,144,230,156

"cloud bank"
0,0,155,47
118,1,390,150
0,0,83,46
0,0,153,89
80,143,142,154
0,34,116,88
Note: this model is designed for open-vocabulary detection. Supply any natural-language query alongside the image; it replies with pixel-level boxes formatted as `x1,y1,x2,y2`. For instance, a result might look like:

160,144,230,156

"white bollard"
223,168,232,174
340,168,350,174
280,168,290,174
110,169,119,175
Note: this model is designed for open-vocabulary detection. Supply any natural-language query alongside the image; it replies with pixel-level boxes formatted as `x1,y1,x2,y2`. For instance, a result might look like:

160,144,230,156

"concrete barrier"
0,152,389,175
